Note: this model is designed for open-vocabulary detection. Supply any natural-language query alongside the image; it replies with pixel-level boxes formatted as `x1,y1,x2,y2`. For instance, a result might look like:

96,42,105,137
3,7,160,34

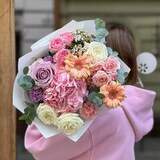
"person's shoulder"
122,84,156,142
124,85,156,97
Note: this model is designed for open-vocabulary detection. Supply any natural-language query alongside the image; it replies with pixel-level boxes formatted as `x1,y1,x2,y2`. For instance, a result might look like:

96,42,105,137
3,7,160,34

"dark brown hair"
106,22,138,84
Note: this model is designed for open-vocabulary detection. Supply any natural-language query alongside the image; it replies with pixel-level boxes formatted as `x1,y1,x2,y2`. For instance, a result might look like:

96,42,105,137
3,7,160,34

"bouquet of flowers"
13,19,130,141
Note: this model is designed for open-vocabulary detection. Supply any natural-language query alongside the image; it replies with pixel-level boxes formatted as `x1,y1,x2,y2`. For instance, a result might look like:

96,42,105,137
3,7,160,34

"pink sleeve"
25,124,92,160
122,85,156,142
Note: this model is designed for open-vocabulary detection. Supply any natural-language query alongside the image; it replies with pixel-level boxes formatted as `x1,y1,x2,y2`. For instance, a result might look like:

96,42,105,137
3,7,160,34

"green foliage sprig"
19,102,38,125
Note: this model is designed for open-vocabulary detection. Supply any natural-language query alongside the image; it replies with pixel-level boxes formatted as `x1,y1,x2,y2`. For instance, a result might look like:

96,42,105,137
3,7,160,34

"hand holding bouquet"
13,19,130,141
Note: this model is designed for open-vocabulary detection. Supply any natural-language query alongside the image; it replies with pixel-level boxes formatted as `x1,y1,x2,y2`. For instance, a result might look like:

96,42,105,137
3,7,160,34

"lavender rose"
27,86,43,103
28,58,54,88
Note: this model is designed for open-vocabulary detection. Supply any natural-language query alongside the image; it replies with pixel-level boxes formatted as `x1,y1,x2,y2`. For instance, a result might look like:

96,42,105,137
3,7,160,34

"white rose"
86,41,108,63
56,113,84,135
37,103,57,125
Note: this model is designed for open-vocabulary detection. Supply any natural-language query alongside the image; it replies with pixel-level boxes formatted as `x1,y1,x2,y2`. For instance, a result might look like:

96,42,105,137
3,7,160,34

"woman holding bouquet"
24,22,156,160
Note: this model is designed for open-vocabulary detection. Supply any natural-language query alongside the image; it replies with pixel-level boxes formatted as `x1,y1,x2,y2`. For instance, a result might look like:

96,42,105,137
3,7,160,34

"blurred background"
15,0,160,159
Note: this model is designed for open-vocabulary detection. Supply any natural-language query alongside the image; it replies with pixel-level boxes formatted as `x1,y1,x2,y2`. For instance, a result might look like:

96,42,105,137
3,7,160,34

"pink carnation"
60,32,74,46
54,49,69,70
79,101,97,120
49,37,65,53
92,70,111,87
28,58,54,88
103,57,121,73
43,87,64,110
43,72,87,113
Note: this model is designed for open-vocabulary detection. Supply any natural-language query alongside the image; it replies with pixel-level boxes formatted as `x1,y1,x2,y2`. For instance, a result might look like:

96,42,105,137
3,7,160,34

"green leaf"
19,105,37,125
96,28,108,38
107,47,113,55
95,23,109,43
24,101,34,107
88,91,104,107
48,51,55,56
88,86,99,93
112,51,119,56
107,47,119,56
23,66,29,75
98,93,105,99
18,75,35,90
95,18,106,29
117,68,129,84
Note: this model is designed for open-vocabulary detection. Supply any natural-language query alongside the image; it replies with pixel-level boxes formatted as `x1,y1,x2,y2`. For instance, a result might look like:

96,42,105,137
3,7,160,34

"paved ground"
17,136,160,160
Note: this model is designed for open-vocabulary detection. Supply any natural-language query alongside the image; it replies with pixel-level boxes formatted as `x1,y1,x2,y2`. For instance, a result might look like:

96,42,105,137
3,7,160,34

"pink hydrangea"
49,37,65,53
28,58,54,88
43,87,64,110
103,57,121,74
92,70,111,87
60,32,74,46
43,72,87,113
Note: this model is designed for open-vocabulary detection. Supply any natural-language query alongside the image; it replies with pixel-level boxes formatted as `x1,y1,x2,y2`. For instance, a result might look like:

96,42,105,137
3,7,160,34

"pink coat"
25,85,156,160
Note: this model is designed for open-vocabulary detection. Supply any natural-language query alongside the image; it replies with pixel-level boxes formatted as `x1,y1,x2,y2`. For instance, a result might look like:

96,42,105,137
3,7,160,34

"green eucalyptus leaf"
112,51,119,56
24,101,34,107
98,93,105,99
19,105,37,125
95,28,109,43
18,75,35,91
88,91,103,107
117,69,129,84
23,66,29,75
88,86,99,93
107,47,113,56
96,28,108,38
107,47,119,56
95,18,106,29
123,72,129,77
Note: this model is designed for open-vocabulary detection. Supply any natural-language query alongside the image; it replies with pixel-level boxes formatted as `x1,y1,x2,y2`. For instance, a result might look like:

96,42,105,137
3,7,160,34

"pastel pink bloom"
91,62,104,75
79,101,97,120
50,71,70,89
54,49,69,69
110,72,117,81
60,32,74,46
66,80,87,109
60,105,79,113
49,37,65,53
28,58,54,88
92,70,111,87
44,72,87,113
103,57,121,73
43,87,73,113
43,87,64,111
